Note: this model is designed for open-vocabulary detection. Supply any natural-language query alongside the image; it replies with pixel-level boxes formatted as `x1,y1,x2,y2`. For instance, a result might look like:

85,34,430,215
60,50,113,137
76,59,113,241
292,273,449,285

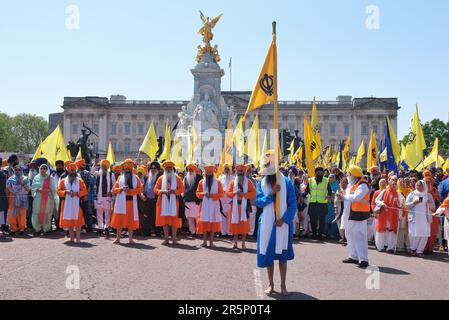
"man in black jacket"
183,164,202,238
140,161,162,236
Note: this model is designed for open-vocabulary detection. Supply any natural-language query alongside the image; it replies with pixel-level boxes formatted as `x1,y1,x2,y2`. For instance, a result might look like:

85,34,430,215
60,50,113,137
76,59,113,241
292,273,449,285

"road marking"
253,268,264,299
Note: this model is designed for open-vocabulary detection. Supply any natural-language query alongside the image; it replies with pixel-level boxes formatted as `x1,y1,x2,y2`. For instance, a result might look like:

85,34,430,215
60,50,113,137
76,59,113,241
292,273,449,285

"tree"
422,119,449,156
0,113,48,153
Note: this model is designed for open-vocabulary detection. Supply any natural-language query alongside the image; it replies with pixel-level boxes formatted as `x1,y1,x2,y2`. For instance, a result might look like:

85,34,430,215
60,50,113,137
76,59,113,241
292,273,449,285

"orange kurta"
155,175,185,228
7,191,27,232
226,179,256,235
110,175,143,230
196,179,224,234
58,178,87,228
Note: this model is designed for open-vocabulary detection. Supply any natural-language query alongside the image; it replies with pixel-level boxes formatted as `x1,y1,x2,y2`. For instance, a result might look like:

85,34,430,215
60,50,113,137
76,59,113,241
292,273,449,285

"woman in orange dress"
110,159,143,244
58,162,87,243
196,164,224,247
227,164,256,249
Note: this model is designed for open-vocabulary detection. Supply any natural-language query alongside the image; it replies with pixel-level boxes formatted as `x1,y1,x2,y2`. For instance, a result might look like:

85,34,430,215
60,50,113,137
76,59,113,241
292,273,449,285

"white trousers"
187,217,196,234
367,219,375,241
345,220,368,263
410,236,428,254
375,231,397,251
248,205,257,236
221,208,231,235
300,207,311,235
96,208,111,230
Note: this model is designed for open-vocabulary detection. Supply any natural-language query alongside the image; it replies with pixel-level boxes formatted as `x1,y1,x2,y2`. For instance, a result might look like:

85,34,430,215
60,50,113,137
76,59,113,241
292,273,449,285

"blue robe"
256,176,297,268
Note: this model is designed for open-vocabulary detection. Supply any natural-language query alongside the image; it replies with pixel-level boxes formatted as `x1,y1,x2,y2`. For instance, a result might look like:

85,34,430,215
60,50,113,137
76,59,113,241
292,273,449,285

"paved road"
0,233,448,300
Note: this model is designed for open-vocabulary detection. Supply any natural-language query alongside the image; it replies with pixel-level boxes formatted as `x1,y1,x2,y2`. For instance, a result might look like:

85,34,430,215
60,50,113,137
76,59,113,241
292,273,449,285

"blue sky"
0,0,448,138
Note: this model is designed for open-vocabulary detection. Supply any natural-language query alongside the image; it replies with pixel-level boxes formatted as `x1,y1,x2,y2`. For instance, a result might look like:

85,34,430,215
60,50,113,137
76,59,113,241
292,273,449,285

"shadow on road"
0,236,13,242
377,266,410,275
123,243,156,250
269,291,318,300
169,243,199,251
206,245,242,253
64,241,97,248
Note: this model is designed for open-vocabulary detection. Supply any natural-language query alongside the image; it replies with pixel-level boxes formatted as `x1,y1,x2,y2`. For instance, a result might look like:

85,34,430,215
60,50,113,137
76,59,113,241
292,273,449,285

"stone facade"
50,93,399,161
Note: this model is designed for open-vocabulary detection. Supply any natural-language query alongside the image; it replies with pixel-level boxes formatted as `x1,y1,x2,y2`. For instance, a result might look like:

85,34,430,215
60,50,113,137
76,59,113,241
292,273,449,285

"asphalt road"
0,232,448,300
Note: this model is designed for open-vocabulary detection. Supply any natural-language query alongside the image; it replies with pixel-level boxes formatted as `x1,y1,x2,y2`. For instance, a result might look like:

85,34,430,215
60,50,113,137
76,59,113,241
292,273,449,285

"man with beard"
51,160,67,231
112,164,123,181
219,163,234,237
305,167,332,240
336,165,371,268
246,164,258,237
57,162,88,243
183,163,202,238
196,164,224,247
140,161,161,237
110,159,143,244
31,164,57,235
256,150,297,296
227,164,256,249
76,159,93,233
92,160,115,235
155,160,185,245
6,165,29,236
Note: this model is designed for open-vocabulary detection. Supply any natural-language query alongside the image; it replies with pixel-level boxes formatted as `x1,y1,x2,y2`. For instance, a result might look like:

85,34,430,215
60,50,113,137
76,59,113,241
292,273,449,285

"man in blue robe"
256,150,297,296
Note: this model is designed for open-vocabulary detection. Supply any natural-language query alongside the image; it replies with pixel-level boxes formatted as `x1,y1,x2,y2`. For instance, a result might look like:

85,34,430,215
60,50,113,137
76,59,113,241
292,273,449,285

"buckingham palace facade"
49,93,399,161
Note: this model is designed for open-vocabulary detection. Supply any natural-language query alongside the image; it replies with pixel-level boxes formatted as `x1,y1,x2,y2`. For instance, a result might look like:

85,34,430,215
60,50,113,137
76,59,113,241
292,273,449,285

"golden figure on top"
196,11,223,64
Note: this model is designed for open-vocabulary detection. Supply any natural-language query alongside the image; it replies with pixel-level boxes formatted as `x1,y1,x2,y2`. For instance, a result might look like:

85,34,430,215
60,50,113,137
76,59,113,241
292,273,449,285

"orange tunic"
7,191,27,232
155,175,185,228
58,178,87,228
110,175,143,230
226,179,256,235
196,179,224,234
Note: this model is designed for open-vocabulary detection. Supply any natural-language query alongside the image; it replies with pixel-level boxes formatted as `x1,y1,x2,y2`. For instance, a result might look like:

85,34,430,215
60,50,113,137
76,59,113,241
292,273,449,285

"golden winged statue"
196,11,223,64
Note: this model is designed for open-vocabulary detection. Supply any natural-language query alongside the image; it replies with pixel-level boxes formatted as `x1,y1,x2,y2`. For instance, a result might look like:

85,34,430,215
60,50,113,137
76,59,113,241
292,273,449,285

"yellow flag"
342,136,351,170
32,141,43,161
188,125,199,164
246,115,260,167
349,156,356,166
311,97,322,160
295,145,303,169
367,130,378,172
323,145,331,168
443,158,449,172
244,33,277,115
417,138,442,170
304,113,315,177
139,121,158,160
158,122,171,161
75,148,82,161
331,147,338,165
287,140,296,165
217,118,233,177
380,148,387,163
356,139,365,166
39,125,70,166
106,141,116,165
387,116,401,164
171,132,185,170
260,130,268,167
233,116,245,159
404,105,427,169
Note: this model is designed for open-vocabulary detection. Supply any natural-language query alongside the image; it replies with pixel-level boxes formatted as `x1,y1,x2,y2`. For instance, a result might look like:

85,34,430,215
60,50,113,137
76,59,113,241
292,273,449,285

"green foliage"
422,119,449,156
0,113,48,153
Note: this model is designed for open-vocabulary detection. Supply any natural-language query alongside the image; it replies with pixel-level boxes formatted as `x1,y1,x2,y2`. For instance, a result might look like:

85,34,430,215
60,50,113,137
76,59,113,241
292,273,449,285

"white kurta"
406,194,431,238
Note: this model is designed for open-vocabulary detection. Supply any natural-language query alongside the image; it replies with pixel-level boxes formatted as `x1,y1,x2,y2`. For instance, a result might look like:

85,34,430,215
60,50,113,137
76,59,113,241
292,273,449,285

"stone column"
99,111,108,155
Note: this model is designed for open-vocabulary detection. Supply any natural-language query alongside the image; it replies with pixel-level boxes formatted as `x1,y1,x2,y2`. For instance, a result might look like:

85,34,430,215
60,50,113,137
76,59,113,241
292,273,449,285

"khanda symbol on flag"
406,132,417,145
259,73,274,96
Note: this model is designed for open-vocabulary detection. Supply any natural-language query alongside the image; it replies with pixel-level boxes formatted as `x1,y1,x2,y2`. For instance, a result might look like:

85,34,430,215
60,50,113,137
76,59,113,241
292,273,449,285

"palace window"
344,125,350,136
124,141,131,153
72,123,78,135
361,122,369,135
111,123,117,135
138,123,144,135
124,123,131,135
330,123,336,136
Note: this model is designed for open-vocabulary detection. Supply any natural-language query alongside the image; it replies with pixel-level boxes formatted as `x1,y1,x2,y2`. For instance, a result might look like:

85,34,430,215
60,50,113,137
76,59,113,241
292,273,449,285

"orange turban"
112,164,122,173
136,167,146,176
186,163,199,173
100,159,110,169
122,159,134,171
235,164,248,173
204,164,216,174
2,159,8,167
67,162,77,172
64,161,73,170
75,159,85,169
162,160,175,170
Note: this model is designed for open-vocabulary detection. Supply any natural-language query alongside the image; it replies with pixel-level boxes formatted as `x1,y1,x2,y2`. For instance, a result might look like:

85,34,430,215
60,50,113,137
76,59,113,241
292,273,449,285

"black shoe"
358,261,369,269
19,231,25,236
342,258,359,264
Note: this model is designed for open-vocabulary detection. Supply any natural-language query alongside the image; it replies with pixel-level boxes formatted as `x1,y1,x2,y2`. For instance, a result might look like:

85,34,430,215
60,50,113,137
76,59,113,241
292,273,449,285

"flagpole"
272,21,281,221
229,57,232,92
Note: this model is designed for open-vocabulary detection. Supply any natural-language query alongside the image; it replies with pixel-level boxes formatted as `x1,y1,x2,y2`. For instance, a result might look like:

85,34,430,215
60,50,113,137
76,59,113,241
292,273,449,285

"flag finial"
272,21,277,35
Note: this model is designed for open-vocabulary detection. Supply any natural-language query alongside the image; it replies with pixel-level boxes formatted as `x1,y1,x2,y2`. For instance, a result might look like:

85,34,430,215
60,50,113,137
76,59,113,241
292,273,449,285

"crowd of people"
1,153,449,256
